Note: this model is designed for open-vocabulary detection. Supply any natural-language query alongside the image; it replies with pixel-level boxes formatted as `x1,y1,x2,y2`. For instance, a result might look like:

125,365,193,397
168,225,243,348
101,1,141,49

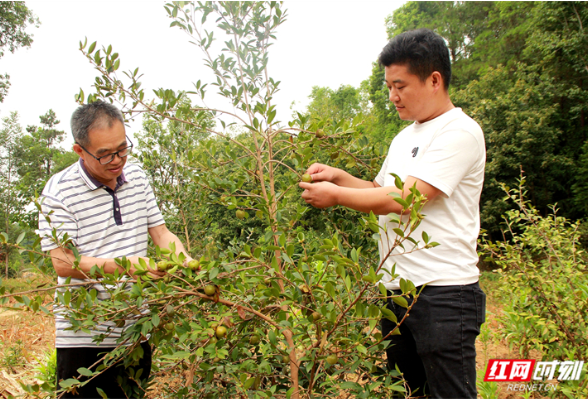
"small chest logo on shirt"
411,147,419,157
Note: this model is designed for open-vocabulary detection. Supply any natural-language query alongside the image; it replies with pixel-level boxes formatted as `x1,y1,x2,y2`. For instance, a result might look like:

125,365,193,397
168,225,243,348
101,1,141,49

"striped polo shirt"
37,158,165,348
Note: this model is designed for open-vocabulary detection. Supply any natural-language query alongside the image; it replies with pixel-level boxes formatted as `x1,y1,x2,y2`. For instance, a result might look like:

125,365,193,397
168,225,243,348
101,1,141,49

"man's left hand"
299,181,340,208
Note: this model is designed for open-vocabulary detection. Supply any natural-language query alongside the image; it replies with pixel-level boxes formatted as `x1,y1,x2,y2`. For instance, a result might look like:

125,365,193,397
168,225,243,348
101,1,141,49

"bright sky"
0,1,404,147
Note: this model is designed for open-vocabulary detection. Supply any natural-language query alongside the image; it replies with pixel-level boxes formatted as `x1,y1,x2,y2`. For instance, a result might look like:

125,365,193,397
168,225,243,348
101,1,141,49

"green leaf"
138,258,148,270
422,231,429,243
392,296,409,308
392,228,404,238
378,283,388,297
161,351,191,360
59,378,80,388
387,213,401,223
77,367,93,377
268,329,277,346
393,197,409,209
399,278,407,293
16,232,25,245
381,307,398,323
244,377,256,390
96,388,108,399
325,282,336,298
392,173,404,190
88,41,96,53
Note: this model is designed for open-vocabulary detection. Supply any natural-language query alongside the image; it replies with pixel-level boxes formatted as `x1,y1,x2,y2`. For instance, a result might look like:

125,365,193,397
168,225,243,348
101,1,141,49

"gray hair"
70,101,125,147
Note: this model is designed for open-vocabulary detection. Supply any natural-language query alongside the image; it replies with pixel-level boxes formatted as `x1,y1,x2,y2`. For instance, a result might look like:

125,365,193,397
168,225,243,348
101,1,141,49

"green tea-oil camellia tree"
1,2,440,398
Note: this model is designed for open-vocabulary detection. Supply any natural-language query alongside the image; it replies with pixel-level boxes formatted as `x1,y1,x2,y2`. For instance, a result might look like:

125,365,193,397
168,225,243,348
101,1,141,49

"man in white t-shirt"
299,28,486,398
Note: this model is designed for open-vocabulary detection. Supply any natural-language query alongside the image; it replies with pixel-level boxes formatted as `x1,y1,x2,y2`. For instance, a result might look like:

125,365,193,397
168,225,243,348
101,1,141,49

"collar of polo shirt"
79,158,127,190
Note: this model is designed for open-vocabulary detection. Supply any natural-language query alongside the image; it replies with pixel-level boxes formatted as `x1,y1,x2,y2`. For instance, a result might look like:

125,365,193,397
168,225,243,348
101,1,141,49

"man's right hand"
305,163,342,184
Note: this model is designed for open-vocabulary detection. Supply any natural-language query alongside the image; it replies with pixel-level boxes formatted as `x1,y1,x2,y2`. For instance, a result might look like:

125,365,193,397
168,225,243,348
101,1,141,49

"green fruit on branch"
249,334,261,345
326,354,339,365
236,210,246,220
165,322,174,331
166,304,175,316
157,260,168,271
301,173,312,183
215,325,227,339
204,284,216,296
315,129,324,138
282,354,290,364
311,311,321,322
188,260,200,270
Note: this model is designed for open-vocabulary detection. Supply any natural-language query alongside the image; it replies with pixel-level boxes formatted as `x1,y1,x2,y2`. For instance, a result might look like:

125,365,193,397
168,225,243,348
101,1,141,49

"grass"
0,274,56,398
0,339,26,373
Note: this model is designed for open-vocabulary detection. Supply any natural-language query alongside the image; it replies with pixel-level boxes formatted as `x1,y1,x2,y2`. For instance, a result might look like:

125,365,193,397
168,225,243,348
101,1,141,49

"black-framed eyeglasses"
77,135,134,165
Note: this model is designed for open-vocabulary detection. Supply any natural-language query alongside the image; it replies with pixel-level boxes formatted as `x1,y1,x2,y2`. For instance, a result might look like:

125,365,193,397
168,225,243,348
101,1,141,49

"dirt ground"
0,275,553,399
474,286,547,400
0,299,55,397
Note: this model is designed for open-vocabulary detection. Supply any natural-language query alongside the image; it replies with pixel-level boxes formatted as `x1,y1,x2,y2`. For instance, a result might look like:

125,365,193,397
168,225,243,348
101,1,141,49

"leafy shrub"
480,176,588,398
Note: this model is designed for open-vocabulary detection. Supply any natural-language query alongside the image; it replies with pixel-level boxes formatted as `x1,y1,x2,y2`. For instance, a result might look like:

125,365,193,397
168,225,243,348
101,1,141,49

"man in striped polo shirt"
37,101,193,398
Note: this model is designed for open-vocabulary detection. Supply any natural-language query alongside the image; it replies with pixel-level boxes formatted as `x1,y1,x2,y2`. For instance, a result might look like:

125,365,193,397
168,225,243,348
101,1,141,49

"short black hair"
378,28,451,90
71,101,124,147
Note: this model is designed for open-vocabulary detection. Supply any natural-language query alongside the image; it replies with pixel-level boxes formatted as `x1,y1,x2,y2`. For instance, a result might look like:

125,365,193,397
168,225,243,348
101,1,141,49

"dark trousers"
57,342,152,399
381,282,486,399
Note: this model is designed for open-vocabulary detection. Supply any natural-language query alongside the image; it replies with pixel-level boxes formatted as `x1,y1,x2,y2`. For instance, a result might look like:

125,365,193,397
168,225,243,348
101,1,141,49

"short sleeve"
408,129,481,197
37,193,78,252
141,173,165,228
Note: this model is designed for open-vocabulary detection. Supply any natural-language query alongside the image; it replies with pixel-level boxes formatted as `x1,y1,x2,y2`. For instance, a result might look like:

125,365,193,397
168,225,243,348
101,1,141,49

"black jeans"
57,342,152,399
381,282,486,399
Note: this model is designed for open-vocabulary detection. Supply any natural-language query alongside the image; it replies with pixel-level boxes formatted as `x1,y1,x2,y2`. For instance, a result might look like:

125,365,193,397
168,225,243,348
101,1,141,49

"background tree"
305,85,362,122
366,1,588,238
0,112,25,276
135,99,215,255
13,110,78,220
0,1,39,103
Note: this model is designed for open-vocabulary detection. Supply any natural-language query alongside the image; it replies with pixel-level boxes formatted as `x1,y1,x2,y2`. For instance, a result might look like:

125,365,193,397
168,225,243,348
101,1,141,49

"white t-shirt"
374,107,486,290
